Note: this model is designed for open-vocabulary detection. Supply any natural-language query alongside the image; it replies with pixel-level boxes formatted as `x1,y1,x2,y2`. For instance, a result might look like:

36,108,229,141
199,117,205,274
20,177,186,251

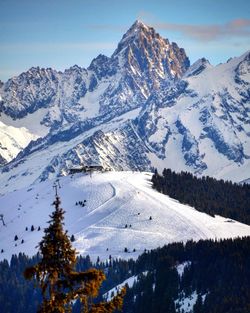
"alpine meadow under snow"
1,171,250,262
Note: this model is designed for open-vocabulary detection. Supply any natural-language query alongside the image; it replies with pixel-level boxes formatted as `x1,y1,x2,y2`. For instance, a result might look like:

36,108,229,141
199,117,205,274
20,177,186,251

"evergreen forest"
151,168,250,224
1,236,250,313
1,171,250,312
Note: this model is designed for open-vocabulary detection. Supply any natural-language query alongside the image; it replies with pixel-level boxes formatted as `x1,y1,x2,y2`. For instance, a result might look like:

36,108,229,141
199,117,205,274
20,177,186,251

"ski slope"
0,171,250,262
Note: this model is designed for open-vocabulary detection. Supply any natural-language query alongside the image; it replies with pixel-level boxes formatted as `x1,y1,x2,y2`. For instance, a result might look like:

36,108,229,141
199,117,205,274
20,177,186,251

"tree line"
1,236,250,312
1,171,250,312
151,168,250,224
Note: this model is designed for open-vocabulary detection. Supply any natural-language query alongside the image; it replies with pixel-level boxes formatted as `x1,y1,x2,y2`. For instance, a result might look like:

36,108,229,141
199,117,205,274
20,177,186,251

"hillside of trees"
1,236,250,312
1,172,250,312
127,236,250,313
0,253,134,313
151,168,250,225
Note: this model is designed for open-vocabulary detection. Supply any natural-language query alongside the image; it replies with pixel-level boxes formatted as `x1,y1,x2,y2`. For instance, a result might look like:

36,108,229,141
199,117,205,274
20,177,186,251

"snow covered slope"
135,51,250,181
0,121,39,164
1,48,249,190
1,171,250,262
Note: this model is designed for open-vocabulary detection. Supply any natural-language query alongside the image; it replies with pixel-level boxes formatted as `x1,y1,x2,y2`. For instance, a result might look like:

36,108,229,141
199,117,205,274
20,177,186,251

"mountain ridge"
0,21,249,191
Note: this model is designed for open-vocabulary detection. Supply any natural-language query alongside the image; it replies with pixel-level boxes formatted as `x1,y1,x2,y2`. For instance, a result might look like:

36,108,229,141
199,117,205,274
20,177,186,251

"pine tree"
24,192,125,313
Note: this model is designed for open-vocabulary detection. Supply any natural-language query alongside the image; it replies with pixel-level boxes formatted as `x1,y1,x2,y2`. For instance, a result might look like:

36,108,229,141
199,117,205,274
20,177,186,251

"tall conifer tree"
24,189,125,313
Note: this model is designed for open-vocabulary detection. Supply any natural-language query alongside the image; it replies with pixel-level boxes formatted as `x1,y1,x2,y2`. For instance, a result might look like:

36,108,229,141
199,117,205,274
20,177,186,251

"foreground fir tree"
24,190,125,313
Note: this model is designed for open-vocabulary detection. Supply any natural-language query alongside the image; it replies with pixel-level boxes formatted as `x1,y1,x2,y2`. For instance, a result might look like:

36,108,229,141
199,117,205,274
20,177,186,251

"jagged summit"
184,58,212,77
114,19,166,55
124,19,151,36
133,19,148,27
0,22,249,184
113,20,190,80
67,64,83,71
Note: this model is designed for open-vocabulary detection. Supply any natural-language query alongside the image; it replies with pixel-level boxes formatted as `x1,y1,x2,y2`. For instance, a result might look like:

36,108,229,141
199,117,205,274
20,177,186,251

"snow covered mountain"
1,171,250,262
0,21,249,188
0,21,188,163
0,121,39,164
134,51,250,180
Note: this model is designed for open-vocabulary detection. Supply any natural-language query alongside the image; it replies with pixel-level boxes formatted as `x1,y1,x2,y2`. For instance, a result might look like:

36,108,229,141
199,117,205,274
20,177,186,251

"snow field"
0,171,250,262
0,120,39,162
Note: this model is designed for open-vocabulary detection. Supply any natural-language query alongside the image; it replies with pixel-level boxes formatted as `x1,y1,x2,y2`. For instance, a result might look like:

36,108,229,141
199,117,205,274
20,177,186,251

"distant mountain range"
0,20,250,192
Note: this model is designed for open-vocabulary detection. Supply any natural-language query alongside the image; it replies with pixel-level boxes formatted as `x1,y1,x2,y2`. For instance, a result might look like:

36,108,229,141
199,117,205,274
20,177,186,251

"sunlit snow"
1,171,250,262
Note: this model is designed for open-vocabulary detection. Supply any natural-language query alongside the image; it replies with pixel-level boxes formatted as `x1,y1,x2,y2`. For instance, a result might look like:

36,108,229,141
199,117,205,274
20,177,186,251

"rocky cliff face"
0,20,189,126
0,21,249,190
133,51,250,176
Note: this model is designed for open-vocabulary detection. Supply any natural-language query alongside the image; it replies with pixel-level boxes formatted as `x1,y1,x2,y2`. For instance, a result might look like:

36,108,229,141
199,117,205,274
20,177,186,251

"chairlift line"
53,179,61,196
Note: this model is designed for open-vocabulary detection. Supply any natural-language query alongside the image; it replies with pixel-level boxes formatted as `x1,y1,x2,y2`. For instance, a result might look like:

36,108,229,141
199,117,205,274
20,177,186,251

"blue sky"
0,0,250,81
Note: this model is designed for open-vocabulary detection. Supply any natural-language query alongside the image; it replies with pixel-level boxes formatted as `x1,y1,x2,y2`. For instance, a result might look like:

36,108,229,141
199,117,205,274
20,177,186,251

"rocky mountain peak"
67,64,84,72
87,54,115,81
113,20,167,56
0,25,249,184
184,58,212,77
235,50,250,84
124,19,152,38
112,20,190,81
